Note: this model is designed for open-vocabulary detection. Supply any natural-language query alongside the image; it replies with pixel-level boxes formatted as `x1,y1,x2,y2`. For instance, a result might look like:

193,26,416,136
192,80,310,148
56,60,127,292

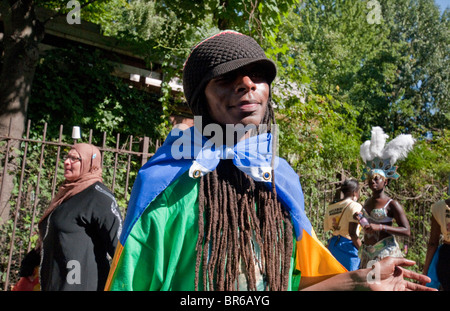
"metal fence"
0,119,159,290
0,119,441,290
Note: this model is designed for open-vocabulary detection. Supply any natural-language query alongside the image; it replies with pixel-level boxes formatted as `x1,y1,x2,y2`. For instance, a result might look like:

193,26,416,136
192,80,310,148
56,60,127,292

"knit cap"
182,30,277,115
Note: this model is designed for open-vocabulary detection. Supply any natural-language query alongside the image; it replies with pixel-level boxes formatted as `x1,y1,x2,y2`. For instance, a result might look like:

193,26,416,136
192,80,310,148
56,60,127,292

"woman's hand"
364,223,383,234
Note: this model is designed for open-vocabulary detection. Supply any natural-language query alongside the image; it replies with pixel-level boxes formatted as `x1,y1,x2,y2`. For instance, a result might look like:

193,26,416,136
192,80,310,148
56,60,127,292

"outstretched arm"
300,257,436,291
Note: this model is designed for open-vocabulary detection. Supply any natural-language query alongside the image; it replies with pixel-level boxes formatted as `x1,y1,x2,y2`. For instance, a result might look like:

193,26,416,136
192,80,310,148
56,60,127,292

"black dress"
38,182,122,291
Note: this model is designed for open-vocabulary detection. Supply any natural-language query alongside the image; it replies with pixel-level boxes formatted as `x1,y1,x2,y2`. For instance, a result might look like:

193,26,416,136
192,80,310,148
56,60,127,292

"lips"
235,100,260,112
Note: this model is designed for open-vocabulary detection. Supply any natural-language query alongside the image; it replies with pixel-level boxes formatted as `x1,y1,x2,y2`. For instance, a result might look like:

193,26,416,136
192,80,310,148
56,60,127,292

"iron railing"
0,119,159,290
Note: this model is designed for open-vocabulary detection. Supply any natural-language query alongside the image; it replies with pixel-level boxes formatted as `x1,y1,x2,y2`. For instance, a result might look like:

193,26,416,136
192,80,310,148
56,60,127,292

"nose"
64,158,71,166
235,75,256,93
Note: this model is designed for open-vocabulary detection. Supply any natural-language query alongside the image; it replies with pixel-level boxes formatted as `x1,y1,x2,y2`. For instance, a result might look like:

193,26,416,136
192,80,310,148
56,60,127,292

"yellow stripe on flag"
295,229,347,277
104,242,124,291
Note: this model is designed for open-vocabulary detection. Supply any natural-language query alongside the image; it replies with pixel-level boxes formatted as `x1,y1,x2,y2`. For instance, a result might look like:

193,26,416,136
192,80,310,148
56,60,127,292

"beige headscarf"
39,143,103,223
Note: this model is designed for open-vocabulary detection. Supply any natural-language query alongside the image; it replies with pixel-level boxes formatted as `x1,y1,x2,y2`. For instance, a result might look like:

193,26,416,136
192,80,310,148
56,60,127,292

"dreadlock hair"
193,97,294,291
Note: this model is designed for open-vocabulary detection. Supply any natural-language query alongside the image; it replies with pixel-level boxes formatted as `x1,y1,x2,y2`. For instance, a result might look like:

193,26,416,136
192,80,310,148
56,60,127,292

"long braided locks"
194,105,293,291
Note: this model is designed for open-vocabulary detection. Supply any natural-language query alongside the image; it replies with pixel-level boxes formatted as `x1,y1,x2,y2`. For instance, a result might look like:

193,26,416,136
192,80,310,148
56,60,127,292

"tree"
0,0,43,137
27,45,164,141
379,0,449,133
288,0,449,137
0,0,44,224
271,3,363,180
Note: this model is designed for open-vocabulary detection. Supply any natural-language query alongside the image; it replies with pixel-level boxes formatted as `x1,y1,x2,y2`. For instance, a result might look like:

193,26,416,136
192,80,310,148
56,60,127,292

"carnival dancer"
358,126,414,269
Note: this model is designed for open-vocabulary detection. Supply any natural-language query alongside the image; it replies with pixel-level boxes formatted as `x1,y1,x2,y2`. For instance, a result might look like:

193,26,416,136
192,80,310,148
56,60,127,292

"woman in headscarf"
17,143,122,291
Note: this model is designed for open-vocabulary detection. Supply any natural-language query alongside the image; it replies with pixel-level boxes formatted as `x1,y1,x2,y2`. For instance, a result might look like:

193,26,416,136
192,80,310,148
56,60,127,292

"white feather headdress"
360,126,415,179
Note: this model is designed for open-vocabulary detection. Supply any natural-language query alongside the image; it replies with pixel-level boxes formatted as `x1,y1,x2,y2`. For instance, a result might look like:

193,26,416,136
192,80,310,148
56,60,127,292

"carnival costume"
359,126,415,268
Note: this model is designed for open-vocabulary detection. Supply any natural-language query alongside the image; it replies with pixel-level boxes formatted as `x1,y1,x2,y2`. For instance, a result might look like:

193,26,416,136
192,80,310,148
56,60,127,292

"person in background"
357,126,414,269
324,179,362,271
423,198,450,291
16,143,122,291
358,170,411,269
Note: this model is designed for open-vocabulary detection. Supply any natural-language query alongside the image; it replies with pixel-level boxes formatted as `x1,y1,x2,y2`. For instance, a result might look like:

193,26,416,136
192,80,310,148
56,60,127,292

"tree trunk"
0,0,44,225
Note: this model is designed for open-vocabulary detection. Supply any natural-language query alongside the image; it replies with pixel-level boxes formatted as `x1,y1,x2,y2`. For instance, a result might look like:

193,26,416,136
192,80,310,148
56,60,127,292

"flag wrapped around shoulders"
105,126,346,290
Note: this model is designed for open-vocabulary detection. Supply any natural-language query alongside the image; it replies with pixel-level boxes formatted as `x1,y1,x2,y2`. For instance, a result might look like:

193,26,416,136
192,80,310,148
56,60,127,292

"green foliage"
393,128,450,194
28,45,164,145
380,0,450,131
35,0,127,24
291,0,449,135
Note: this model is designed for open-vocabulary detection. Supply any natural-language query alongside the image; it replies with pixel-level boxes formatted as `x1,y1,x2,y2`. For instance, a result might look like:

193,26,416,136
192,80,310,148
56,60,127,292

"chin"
238,114,264,127
64,175,75,182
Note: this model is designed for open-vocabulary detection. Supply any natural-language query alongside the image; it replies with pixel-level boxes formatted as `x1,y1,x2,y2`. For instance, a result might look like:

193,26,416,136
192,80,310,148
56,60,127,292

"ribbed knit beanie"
183,30,277,115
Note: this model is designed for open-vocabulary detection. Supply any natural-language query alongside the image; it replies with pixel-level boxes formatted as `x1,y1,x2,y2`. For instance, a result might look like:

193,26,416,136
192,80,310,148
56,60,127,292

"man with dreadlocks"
105,31,434,291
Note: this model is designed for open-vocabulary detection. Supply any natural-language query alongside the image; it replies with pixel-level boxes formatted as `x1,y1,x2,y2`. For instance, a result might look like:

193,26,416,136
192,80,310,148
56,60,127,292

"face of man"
204,63,270,127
